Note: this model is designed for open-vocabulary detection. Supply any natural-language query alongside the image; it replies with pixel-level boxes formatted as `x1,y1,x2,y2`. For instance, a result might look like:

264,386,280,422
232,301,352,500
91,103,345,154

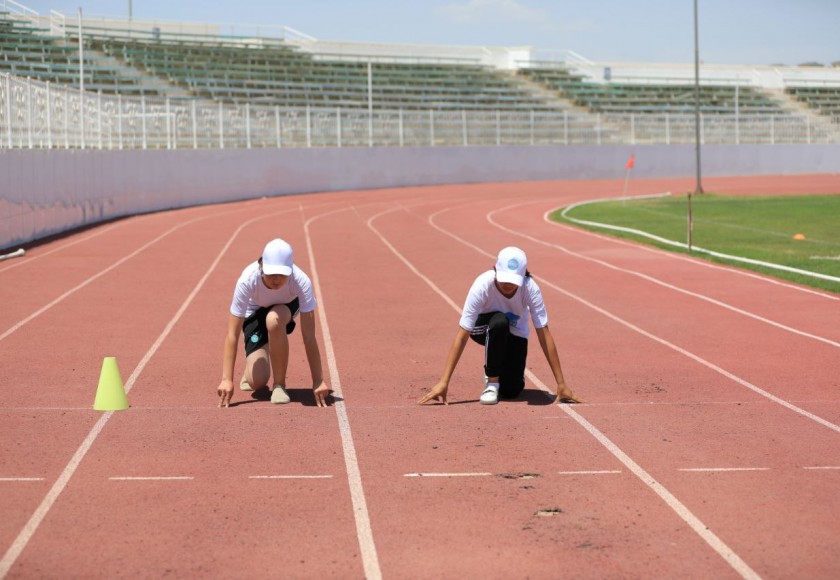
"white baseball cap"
495,246,527,286
261,239,294,276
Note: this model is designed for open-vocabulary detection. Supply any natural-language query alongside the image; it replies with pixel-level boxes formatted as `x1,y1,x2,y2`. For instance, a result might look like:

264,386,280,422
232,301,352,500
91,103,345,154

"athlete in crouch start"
419,247,581,406
216,238,330,408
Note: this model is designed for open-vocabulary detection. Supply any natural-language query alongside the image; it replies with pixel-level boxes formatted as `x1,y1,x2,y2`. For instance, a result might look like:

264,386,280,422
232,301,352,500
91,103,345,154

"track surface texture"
1,175,839,579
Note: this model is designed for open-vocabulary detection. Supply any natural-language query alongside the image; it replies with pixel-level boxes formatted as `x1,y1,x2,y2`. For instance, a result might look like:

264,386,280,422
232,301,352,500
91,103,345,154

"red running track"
1,176,838,579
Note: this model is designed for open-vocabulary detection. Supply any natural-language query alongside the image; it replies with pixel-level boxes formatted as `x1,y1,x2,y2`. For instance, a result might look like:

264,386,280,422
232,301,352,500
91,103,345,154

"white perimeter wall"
2,144,840,249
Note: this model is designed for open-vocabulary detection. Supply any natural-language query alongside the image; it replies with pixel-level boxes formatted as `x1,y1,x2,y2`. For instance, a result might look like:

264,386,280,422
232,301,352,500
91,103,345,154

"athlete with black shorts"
216,239,330,407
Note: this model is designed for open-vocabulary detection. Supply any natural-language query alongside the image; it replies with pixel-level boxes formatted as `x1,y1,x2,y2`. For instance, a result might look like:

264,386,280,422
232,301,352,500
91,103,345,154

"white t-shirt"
459,270,548,339
230,262,317,319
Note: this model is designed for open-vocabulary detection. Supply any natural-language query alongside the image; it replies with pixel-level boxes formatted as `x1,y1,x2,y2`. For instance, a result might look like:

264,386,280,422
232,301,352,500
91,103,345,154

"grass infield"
551,193,840,294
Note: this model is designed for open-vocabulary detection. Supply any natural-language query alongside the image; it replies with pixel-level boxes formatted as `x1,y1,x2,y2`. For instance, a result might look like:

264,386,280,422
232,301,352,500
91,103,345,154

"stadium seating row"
2,11,839,121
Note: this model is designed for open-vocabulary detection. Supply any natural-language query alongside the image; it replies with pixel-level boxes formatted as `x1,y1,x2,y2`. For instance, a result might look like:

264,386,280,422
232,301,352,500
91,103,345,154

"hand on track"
313,380,331,407
555,384,583,404
418,382,449,405
217,380,234,408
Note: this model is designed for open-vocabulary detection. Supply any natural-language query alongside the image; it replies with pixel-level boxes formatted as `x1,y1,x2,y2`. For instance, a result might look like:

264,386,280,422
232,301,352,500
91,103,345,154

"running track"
1,176,839,579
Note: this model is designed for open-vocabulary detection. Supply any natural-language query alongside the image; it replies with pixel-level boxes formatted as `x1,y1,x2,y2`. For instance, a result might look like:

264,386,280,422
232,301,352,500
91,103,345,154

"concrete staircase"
504,69,624,142
766,87,840,141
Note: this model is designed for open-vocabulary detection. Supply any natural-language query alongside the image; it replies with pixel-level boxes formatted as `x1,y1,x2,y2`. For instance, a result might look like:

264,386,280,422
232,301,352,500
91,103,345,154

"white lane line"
425,206,840,436
249,475,334,480
0,478,45,482
404,472,493,478
558,470,622,475
0,207,298,579
0,213,219,344
678,468,770,473
303,205,382,580
803,466,840,470
109,477,194,481
0,221,125,274
488,202,839,348
367,207,761,580
550,392,761,580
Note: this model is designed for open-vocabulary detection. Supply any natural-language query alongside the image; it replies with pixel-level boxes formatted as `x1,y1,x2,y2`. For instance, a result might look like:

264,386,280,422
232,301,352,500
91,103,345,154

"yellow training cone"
93,357,130,411
793,233,806,240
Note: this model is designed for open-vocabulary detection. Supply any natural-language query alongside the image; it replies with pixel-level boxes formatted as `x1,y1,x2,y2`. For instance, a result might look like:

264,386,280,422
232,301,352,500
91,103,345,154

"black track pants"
469,311,528,399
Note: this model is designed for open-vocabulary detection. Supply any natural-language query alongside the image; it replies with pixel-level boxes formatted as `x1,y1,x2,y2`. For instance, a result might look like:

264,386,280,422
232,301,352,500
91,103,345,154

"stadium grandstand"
2,1,839,150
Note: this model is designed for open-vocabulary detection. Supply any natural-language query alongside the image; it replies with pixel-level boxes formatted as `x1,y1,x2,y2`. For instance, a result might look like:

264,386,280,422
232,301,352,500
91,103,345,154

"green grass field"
551,193,840,294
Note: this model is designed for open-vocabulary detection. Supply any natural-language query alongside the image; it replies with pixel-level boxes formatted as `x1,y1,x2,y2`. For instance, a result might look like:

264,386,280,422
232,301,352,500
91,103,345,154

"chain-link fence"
2,73,838,150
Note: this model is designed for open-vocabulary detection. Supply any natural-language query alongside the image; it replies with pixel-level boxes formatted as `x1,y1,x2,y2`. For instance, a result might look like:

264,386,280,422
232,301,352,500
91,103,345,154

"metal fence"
2,73,838,150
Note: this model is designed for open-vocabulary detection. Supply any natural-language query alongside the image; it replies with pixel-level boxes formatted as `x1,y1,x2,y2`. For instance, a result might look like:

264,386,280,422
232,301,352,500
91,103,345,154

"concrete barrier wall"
2,144,839,250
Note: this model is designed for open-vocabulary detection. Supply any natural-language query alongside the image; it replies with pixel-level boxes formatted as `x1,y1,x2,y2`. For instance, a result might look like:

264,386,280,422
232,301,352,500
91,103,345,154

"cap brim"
496,271,524,286
263,264,292,276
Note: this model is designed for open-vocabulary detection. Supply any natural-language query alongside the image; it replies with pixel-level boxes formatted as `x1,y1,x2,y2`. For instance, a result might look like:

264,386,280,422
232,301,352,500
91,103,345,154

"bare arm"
535,325,582,404
217,314,244,407
300,310,330,407
418,327,470,405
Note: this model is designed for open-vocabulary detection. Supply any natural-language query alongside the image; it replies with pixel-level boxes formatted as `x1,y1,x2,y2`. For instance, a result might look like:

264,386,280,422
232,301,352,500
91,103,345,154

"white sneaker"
240,375,253,391
271,384,291,404
480,385,499,405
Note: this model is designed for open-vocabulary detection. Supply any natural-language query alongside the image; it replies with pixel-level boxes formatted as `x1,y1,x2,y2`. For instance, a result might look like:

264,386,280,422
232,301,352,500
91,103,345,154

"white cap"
495,246,527,286
261,239,294,276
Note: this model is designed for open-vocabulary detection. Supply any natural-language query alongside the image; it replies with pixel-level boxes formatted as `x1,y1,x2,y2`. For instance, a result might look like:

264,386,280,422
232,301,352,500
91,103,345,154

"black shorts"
242,298,300,356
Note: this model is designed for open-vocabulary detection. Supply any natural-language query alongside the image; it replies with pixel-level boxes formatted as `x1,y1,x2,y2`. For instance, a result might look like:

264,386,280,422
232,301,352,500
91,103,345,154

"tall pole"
128,0,133,21
689,0,703,251
367,61,373,147
77,8,84,94
78,7,85,149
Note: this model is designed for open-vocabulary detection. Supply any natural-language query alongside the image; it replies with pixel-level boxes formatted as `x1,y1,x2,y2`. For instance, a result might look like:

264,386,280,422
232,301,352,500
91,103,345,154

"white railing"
1,0,38,20
1,73,838,150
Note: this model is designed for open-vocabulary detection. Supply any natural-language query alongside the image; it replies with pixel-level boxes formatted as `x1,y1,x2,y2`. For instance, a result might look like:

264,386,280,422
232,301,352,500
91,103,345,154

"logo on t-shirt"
504,312,520,326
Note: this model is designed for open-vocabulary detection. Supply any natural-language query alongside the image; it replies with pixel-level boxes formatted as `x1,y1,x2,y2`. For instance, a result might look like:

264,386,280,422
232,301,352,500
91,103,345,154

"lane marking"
422,205,840,435
488,202,839,348
0,221,124,274
303,205,382,580
249,475,334,479
368,206,761,580
0,478,45,482
558,470,621,475
678,468,770,473
552,389,760,580
0,207,299,579
404,472,493,478
1,212,223,344
109,476,194,481
803,466,840,470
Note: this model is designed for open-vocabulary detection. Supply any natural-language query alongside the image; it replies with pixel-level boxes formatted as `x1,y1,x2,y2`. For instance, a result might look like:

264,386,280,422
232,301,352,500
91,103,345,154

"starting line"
4,466,840,483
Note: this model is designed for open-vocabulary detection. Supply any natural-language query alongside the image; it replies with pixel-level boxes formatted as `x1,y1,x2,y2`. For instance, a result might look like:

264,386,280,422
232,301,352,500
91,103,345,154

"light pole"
688,0,703,251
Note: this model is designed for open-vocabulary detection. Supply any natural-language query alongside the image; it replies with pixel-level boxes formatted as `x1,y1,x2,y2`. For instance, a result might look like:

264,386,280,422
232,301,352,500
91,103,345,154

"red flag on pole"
625,154,635,170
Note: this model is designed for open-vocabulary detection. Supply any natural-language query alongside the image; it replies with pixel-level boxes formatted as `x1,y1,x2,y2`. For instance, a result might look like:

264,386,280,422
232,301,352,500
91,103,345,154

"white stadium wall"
2,144,840,249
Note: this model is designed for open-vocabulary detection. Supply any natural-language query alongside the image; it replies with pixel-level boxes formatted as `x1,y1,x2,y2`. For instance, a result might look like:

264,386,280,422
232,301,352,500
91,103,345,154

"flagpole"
623,154,635,203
